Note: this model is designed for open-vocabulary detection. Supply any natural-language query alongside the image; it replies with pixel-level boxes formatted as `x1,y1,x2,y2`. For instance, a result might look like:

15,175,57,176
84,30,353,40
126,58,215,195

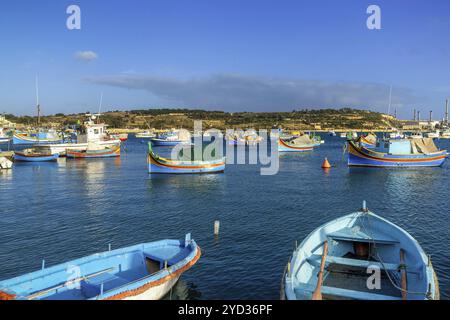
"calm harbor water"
1,136,449,299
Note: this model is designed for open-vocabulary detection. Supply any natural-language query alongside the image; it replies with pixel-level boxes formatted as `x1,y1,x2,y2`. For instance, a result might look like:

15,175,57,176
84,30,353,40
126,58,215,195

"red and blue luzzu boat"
148,143,225,174
348,138,447,167
66,145,121,158
14,149,59,162
278,135,316,152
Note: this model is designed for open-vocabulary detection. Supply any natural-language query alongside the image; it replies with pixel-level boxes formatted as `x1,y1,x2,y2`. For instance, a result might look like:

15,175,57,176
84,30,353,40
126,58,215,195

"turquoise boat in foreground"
283,202,439,300
0,234,200,300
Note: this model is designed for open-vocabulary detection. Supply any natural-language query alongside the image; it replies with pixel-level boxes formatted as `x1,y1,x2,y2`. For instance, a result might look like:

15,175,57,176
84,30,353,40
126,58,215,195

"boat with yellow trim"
66,144,121,159
348,138,446,167
278,135,316,152
148,142,225,174
356,133,377,149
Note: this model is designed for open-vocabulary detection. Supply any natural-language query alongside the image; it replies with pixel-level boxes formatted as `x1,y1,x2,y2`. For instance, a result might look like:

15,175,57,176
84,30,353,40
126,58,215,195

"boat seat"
306,255,399,271
328,229,399,245
81,272,129,298
144,249,189,266
294,284,402,300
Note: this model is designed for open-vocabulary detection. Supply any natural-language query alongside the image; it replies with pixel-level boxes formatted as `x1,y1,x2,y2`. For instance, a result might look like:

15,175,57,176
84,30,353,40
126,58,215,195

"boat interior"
292,214,429,300
1,241,192,300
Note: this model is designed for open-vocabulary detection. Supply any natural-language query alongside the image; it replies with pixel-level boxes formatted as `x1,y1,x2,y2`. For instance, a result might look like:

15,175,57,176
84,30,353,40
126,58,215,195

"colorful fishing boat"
0,234,200,300
150,131,191,146
278,135,316,152
356,133,377,149
282,201,440,300
148,143,225,174
34,114,121,156
13,131,63,145
66,144,120,159
14,149,59,162
348,138,446,167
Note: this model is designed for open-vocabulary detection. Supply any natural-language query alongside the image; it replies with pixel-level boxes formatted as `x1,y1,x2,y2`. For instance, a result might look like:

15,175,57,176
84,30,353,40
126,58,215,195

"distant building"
401,120,440,130
0,115,15,128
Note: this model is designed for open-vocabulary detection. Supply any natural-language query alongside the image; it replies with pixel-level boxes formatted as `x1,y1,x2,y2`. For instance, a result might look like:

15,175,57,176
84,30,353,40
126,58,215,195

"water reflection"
0,168,13,180
163,279,202,300
147,173,225,193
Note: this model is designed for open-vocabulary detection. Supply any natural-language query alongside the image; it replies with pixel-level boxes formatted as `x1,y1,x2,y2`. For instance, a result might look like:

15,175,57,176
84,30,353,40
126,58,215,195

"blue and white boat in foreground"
283,202,439,300
0,234,201,300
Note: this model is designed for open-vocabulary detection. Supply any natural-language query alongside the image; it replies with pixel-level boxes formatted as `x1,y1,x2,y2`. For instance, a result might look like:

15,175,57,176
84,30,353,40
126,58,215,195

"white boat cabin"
76,115,110,143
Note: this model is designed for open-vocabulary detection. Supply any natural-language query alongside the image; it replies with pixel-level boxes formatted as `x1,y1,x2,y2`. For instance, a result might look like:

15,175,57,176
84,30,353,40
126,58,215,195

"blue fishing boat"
348,138,447,167
0,234,200,300
14,149,59,162
148,143,225,174
150,131,191,146
13,132,63,145
283,202,440,300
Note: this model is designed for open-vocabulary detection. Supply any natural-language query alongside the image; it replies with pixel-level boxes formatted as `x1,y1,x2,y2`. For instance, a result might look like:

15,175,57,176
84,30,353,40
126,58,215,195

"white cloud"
74,51,98,62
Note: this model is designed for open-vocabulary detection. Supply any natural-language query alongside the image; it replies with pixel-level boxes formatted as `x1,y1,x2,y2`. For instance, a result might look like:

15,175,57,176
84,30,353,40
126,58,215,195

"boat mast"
97,92,103,124
387,85,392,117
36,75,41,127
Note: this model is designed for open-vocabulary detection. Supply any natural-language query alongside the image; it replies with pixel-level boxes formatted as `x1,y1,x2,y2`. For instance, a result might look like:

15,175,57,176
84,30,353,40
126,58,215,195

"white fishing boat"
409,131,424,139
389,129,404,139
0,128,10,144
135,130,156,139
440,129,450,139
34,114,120,156
425,130,440,138
0,155,13,169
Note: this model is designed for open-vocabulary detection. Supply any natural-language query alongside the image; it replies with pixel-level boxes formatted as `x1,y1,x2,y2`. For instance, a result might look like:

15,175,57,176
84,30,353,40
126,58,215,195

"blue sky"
0,0,449,119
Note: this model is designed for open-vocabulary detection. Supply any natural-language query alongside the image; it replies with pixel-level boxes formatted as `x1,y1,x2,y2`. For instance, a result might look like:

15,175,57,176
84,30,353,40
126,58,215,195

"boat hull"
121,275,180,300
14,153,59,162
35,140,121,156
348,141,446,167
66,146,120,158
278,139,314,152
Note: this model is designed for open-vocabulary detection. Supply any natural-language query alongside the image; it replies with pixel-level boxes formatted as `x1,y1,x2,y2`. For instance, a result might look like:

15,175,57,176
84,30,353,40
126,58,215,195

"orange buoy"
322,157,331,169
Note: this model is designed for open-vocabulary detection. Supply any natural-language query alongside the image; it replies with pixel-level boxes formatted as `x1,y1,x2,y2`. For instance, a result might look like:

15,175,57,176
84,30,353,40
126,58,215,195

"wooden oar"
27,267,115,300
400,249,407,300
312,241,328,300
